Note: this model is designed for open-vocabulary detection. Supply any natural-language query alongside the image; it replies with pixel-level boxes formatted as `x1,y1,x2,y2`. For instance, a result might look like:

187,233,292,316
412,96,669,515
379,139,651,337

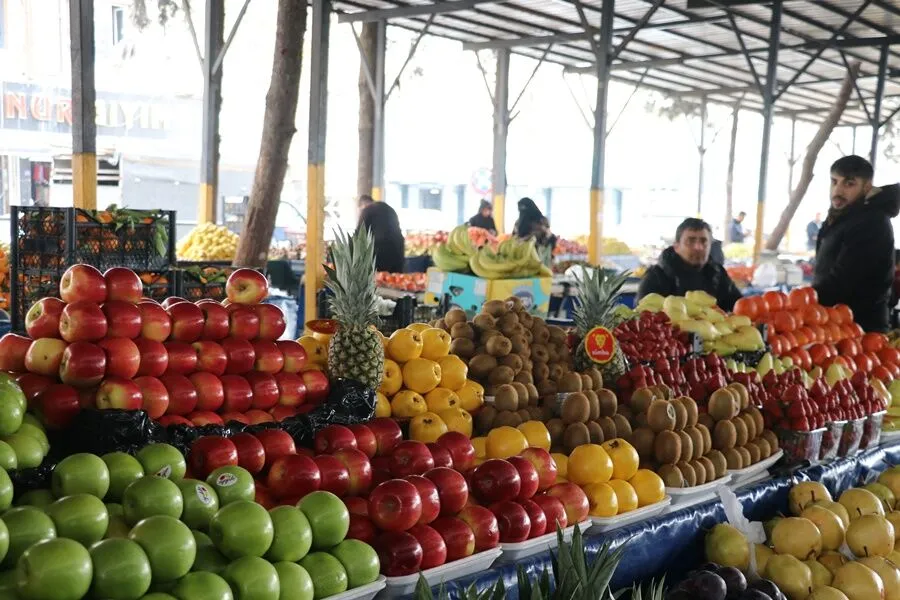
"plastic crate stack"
10,206,177,332
174,262,239,302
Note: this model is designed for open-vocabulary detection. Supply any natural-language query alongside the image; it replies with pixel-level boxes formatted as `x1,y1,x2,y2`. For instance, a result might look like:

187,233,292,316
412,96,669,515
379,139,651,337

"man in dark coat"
638,218,743,311
813,155,900,332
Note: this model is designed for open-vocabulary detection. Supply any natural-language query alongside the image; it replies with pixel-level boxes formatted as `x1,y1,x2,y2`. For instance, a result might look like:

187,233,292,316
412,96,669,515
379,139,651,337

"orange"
485,426,528,459
607,479,638,514
600,439,639,480
425,387,460,413
517,421,551,451
471,436,487,458
388,329,423,363
402,358,442,394
297,336,327,366
567,444,613,486
375,392,391,418
628,469,666,507
551,453,569,479
410,412,448,443
406,323,431,333
457,380,485,412
420,328,452,361
437,355,469,391
390,390,427,418
439,407,473,437
379,359,403,396
584,482,618,518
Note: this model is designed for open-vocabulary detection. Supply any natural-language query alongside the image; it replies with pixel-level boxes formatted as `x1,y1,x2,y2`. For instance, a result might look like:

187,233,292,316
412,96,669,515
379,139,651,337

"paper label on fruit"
216,473,237,487
585,326,616,364
156,465,172,478
196,485,214,506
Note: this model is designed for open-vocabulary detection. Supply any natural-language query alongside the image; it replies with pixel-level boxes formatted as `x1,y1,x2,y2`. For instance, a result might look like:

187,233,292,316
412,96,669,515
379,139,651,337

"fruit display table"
436,439,900,599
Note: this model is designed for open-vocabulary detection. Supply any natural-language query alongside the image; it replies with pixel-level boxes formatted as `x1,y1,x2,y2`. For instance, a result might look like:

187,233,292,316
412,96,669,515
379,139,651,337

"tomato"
809,343,831,366
794,348,812,371
773,310,797,334
788,288,810,310
835,304,854,324
734,297,759,320
809,325,826,344
826,323,842,342
853,353,873,374
836,338,860,357
782,332,799,350
769,335,784,356
878,347,900,367
862,333,887,353
763,290,785,313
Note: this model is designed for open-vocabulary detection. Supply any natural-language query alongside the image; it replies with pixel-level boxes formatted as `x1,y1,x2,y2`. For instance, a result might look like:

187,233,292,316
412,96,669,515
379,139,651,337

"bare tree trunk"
765,62,860,251
357,23,377,200
724,102,740,242
234,0,307,268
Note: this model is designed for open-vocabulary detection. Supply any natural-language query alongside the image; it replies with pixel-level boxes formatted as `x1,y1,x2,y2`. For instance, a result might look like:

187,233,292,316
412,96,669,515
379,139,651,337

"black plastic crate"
139,271,176,302
176,265,237,302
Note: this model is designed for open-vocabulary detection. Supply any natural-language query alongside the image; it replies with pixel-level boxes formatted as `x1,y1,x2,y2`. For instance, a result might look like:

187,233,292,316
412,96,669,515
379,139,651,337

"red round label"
584,326,616,364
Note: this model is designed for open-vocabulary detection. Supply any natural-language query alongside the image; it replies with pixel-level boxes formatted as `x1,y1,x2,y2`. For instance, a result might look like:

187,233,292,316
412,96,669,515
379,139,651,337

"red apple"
221,338,255,374
507,456,540,501
374,531,422,577
134,376,169,418
163,341,199,376
0,334,34,372
435,432,476,472
159,373,199,415
167,302,205,343
369,479,422,532
36,384,81,429
366,418,403,456
60,264,107,304
347,515,377,545
545,482,590,526
255,429,296,468
347,424,376,459
16,373,54,407
190,341,227,376
430,517,475,561
196,301,230,341
190,436,239,479
158,415,193,427
96,376,143,410
101,301,142,339
276,341,307,373
188,411,224,426
228,306,260,340
134,338,169,377
270,405,299,421
314,425,358,455
457,505,500,551
219,374,253,413
300,370,329,404
470,459,521,504
25,298,65,339
390,441,434,478
532,495,567,531
424,467,468,516
520,499,548,538
344,497,368,517
254,481,275,510
266,454,321,499
520,447,558,491
251,341,284,374
246,409,275,424
103,267,143,303
406,475,440,525
332,448,373,496
254,304,286,341
245,372,279,410
313,454,351,497
273,372,307,407
489,501,531,543
59,301,107,342
188,372,225,412
162,297,188,309
59,341,106,388
77,387,98,409
137,302,172,342
230,432,266,474
25,338,68,377
97,337,141,379
226,269,269,305
370,456,393,487
220,412,250,425
426,444,454,469
408,524,447,570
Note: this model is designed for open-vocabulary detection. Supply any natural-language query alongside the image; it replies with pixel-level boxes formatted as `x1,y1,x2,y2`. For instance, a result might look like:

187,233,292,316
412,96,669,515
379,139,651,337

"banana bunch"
431,225,475,272
469,237,552,280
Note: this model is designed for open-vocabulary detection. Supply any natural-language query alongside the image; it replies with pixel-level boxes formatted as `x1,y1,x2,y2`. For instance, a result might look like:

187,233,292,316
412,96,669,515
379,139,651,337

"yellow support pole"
72,153,97,210
370,187,383,202
305,164,324,323
493,193,505,235
753,201,765,263
588,187,603,265
197,183,216,222
70,0,96,211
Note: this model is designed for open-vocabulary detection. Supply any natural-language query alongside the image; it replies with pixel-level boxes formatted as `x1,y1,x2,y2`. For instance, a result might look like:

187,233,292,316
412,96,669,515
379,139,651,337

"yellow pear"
772,517,823,560
833,561,885,600
704,524,750,571
840,488,886,520
889,549,900,564
882,470,900,502
858,556,900,600
792,482,834,515
806,588,849,600
866,483,897,512
814,500,852,528
888,512,900,543
818,551,849,576
806,558,834,589
802,505,846,551
755,543,774,575
846,514,895,558
765,554,813,600
727,314,753,328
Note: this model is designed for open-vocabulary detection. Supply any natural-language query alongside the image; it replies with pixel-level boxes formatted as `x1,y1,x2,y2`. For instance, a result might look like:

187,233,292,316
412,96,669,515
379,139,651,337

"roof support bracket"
387,14,434,99
610,0,665,61
509,44,552,119
839,51,873,124
351,23,378,101
725,12,763,93
212,0,252,75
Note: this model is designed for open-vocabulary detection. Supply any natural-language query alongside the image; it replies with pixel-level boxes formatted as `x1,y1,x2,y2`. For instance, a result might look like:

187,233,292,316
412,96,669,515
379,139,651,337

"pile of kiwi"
701,383,780,472
542,372,630,453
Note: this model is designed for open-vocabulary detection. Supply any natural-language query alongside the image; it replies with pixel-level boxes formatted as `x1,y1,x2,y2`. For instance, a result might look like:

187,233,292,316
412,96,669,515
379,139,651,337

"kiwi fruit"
630,387,656,414
733,418,749,447
749,408,765,437
587,421,604,444
548,364,565,382
587,368,603,391
472,313,497,332
740,412,758,441
509,382,530,408
677,430,695,462
547,325,566,344
468,354,498,379
541,403,555,422
535,379,557,397
475,405,497,434
579,373,593,392
482,300,506,317
698,412,715,431
597,389,617,417
698,456,716,483
713,420,737,451
729,382,750,410
488,366,515,385
522,329,534,344
708,388,739,421
532,327,550,345
597,417,617,442
647,399,677,433
509,334,528,355
533,363,550,383
499,354,524,374
524,383,539,405
612,414,633,440
696,424,713,455
745,441,761,465
677,397,699,427
634,411,649,429
756,437,772,459
494,410,523,428
585,390,600,421
658,464,684,488
685,427,704,459
547,418,565,443
736,446,752,469
631,427,656,459
563,422,591,453
706,450,727,479
531,345,549,364
518,312,534,329
657,384,674,400
557,372,582,394
691,459,708,485
761,429,779,452
498,312,519,329
561,392,591,424
444,308,468,326
616,404,633,421
493,384,519,412
449,322,475,341
514,371,534,386
654,430,682,465
449,338,476,359
672,401,688,431
485,335,512,358
677,461,697,487
723,448,743,470
516,408,532,423
480,329,501,342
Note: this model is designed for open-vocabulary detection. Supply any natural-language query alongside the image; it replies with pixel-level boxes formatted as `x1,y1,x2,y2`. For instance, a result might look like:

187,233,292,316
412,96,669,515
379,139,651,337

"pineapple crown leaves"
628,577,666,600
572,268,632,337
323,226,380,327
413,575,505,600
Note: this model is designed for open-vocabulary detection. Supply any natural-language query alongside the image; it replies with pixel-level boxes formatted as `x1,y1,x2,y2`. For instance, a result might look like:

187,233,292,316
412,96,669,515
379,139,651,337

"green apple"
128,515,196,583
192,530,214,549
0,519,8,564
223,556,280,600
3,433,45,469
205,466,255,506
0,469,12,512
17,489,55,509
0,385,24,436
297,491,349,550
0,379,26,412
17,538,92,600
298,552,348,599
0,441,17,471
177,479,219,530
209,500,274,559
274,562,314,600
0,570,16,600
21,413,42,429
16,423,49,454
137,444,186,481
123,476,184,524
2,506,56,567
107,502,125,518
52,453,110,499
106,513,131,539
45,494,109,546
329,539,379,588
192,545,229,574
90,538,153,600
103,452,145,502
265,506,312,563
173,572,233,600
141,595,177,600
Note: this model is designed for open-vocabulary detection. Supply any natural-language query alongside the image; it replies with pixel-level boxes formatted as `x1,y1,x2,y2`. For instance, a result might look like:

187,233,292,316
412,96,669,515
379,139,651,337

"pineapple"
572,268,631,384
324,227,385,390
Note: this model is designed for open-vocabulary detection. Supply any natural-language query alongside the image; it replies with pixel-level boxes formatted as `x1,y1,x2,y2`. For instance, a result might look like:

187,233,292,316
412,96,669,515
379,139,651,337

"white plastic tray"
881,430,900,444
379,548,503,597
325,576,386,600
664,475,731,512
728,450,784,486
589,497,671,532
497,520,591,562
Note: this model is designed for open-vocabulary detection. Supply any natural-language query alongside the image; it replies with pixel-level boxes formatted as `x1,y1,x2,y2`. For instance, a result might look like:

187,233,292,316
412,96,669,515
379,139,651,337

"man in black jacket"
813,155,900,332
638,218,743,310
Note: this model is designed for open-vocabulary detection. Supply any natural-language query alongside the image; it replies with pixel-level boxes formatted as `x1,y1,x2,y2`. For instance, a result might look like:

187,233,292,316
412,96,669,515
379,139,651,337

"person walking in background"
513,197,557,252
807,213,822,251
356,201,406,273
729,211,747,243
468,200,497,234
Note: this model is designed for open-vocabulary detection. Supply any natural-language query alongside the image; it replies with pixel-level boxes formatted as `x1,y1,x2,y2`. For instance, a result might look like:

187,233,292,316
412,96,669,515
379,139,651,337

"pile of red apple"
0,264,329,431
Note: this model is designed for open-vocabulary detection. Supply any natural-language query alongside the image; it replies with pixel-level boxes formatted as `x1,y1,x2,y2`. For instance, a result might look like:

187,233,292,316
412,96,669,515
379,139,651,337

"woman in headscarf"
514,197,557,251
468,200,497,234
356,201,405,273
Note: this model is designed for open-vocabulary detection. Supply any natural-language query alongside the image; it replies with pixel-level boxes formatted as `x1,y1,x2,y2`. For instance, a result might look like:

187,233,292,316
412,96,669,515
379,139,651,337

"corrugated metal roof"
333,0,900,127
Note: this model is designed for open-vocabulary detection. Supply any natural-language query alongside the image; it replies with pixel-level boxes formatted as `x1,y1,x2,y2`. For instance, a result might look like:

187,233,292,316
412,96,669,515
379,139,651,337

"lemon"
471,437,487,458
402,358,442,394
375,392,391,418
438,407,473,437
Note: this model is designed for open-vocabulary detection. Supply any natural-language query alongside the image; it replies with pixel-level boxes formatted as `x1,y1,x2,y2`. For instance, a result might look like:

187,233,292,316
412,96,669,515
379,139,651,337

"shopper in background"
729,211,747,243
468,199,497,234
813,155,900,332
357,194,374,218
357,200,405,274
806,213,822,251
514,197,557,251
638,217,743,311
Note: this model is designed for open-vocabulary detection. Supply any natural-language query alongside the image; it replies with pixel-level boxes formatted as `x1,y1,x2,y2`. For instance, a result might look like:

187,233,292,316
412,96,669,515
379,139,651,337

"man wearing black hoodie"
813,155,900,332
638,218,743,310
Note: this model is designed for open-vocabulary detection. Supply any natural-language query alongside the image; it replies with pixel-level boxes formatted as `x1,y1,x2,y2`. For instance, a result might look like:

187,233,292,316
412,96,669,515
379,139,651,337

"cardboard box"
424,268,551,316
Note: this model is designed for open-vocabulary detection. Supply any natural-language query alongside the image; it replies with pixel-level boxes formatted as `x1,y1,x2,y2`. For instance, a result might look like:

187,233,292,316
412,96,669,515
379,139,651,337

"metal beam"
799,35,900,50
69,0,96,210
339,0,499,23
588,0,614,266
871,44,888,169
198,0,225,223
212,0,252,75
697,96,707,215
491,49,510,235
611,0,664,61
754,0,781,263
371,21,387,201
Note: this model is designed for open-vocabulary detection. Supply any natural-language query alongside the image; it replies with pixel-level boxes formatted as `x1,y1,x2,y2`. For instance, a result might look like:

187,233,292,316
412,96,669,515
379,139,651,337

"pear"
764,516,783,545
725,359,738,372
865,482,897,512
702,306,725,323
686,289,717,308
792,482,833,515
773,359,786,375
684,299,703,317
814,500,851,528
757,353,775,377
832,561,885,600
871,378,891,405
889,378,900,406
818,551,849,576
887,550,900,566
801,505,846,551
888,512,900,542
755,543,774,574
806,558,834,589
839,488,886,520
826,362,848,387
707,340,737,356
765,554,813,600
772,517,823,560
858,556,900,600
810,365,824,379
705,523,750,571
662,296,688,320
806,588,849,600
727,314,753,329
880,469,900,499
846,514,895,558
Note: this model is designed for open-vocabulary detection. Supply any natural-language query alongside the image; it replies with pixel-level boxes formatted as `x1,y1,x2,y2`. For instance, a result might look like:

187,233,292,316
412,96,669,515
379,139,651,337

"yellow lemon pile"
177,222,240,261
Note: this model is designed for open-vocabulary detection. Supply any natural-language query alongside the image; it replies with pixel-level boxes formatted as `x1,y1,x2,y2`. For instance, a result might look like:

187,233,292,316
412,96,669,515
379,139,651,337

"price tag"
584,326,616,364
